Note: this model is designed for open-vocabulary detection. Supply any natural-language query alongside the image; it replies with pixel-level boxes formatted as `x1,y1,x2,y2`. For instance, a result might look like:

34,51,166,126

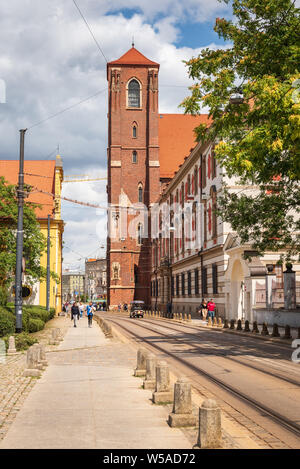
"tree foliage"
0,176,48,294
181,0,300,260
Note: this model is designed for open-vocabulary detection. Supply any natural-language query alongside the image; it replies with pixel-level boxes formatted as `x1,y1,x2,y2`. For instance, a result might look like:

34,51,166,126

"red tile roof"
158,114,211,179
108,47,159,67
0,160,56,219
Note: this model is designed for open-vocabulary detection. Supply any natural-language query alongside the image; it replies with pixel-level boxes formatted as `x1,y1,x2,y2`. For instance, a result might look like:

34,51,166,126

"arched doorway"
231,259,244,320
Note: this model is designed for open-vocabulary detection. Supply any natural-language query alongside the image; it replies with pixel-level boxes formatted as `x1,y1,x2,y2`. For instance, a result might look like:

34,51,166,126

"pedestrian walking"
71,302,80,327
118,303,121,312
207,299,216,319
200,298,207,320
79,302,84,318
86,302,95,328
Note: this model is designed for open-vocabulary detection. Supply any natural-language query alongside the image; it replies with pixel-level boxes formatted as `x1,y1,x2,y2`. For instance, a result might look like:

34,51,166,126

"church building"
106,46,209,309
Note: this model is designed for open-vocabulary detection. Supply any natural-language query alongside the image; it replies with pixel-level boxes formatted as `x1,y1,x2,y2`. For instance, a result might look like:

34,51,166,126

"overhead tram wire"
25,84,196,133
27,88,107,131
72,0,108,63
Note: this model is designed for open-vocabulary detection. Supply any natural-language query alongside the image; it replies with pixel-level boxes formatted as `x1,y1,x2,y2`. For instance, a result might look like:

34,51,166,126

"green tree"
182,0,300,261
0,176,48,303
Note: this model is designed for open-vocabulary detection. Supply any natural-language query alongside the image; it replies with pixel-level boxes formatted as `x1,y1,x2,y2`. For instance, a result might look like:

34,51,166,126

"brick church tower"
107,46,160,308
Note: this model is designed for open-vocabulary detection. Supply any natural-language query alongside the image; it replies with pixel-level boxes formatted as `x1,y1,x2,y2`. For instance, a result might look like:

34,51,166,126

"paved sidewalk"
0,317,192,449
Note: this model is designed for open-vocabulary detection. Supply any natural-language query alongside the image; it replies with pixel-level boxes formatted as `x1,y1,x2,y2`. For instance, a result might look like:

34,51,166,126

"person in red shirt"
207,299,216,319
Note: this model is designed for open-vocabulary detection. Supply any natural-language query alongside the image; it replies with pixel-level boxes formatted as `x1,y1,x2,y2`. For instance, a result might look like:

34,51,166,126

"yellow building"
0,156,64,313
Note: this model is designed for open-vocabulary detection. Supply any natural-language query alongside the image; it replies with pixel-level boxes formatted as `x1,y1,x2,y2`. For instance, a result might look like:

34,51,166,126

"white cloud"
0,1,229,271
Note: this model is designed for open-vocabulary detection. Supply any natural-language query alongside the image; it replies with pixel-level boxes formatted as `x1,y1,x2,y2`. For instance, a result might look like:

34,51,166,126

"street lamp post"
15,129,27,333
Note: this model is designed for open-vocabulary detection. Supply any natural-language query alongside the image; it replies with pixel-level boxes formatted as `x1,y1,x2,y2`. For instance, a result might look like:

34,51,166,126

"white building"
150,139,300,321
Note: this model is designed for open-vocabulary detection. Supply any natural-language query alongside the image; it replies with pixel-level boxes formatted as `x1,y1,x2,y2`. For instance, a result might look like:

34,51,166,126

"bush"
28,318,44,333
25,308,49,323
3,332,37,351
0,304,52,336
0,286,8,306
0,308,15,337
22,310,30,332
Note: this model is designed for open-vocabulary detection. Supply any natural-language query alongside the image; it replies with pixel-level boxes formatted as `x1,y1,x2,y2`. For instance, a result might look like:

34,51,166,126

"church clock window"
128,79,140,108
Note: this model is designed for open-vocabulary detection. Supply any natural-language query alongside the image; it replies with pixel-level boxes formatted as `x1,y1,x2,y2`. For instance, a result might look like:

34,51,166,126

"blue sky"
116,8,227,49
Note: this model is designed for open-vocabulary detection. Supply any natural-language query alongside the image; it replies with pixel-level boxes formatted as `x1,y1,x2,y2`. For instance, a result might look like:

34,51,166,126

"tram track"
138,318,300,387
103,314,300,442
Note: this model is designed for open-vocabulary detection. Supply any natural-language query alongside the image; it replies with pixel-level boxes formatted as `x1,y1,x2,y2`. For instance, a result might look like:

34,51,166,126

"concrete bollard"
212,317,217,326
179,313,183,321
134,348,148,377
23,346,41,377
184,313,187,322
223,319,229,329
188,314,192,322
244,320,250,332
143,354,156,390
39,344,48,366
168,378,196,427
230,319,235,330
49,329,59,345
236,319,242,331
283,324,292,339
252,321,259,333
197,399,222,449
261,322,269,336
7,336,17,355
271,323,280,337
217,318,223,328
207,317,212,326
32,344,44,370
152,361,173,404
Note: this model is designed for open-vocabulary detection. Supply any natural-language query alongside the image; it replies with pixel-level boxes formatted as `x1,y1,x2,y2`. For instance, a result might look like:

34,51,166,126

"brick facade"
107,47,160,308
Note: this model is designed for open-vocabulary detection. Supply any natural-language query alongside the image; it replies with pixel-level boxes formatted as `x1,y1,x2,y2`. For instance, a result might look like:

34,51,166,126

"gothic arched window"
133,124,137,138
128,79,140,108
132,151,137,163
138,183,143,203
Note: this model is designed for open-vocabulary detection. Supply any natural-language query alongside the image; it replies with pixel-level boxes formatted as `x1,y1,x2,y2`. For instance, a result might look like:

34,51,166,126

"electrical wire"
64,243,106,261
72,0,108,63
27,88,107,131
